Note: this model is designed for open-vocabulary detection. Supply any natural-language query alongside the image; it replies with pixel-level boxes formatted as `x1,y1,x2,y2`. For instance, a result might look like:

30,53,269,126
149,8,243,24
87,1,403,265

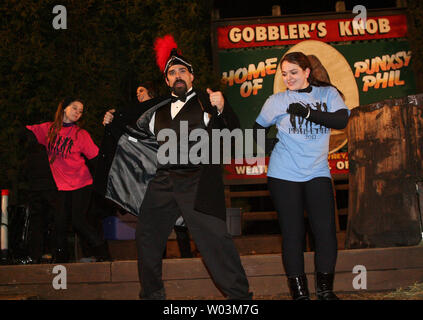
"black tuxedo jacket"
93,89,240,221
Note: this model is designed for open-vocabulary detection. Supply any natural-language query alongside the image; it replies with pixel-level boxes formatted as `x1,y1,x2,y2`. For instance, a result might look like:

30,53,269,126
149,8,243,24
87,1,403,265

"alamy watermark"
352,5,367,30
52,5,67,30
52,265,67,290
155,122,266,166
352,265,367,290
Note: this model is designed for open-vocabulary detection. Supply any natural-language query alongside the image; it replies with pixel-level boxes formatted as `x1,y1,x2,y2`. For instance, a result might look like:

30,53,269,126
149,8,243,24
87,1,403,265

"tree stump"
346,94,423,248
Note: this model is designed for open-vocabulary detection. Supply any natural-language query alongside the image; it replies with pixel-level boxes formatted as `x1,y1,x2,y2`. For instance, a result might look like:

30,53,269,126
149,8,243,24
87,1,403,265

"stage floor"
1,245,423,300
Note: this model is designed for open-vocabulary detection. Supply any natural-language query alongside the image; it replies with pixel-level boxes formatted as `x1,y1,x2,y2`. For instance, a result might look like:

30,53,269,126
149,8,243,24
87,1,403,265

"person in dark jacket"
96,82,193,259
99,35,251,300
18,128,58,264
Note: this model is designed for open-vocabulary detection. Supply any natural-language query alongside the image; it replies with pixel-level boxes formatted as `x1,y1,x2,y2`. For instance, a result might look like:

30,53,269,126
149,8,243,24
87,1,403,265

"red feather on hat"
154,35,177,72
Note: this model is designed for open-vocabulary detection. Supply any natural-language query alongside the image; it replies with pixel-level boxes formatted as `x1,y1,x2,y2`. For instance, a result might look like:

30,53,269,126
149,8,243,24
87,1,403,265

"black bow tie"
171,94,187,103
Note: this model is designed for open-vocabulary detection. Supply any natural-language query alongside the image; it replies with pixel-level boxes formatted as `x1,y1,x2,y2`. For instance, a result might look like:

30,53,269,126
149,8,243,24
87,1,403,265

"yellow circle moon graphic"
273,40,359,153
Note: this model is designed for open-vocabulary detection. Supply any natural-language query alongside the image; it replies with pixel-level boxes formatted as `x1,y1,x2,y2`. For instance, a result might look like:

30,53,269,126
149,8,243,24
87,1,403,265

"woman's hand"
287,103,309,118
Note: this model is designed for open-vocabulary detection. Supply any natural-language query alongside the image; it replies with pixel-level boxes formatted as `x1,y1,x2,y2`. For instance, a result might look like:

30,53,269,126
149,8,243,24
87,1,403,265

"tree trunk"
346,94,423,248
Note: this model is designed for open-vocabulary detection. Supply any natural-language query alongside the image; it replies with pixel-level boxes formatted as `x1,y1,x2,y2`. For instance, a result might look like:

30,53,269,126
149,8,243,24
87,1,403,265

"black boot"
53,248,68,263
315,272,339,300
90,242,112,262
287,274,310,300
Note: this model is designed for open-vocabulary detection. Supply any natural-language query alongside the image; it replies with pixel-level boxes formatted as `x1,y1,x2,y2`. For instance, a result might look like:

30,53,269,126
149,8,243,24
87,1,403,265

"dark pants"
27,189,57,261
136,169,250,299
53,185,104,252
173,225,193,258
268,177,338,276
79,193,112,257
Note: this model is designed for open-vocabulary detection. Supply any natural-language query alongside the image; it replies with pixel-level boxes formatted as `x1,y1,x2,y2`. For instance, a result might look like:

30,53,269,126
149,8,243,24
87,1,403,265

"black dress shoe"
139,287,166,300
228,292,254,300
315,272,339,300
287,274,311,300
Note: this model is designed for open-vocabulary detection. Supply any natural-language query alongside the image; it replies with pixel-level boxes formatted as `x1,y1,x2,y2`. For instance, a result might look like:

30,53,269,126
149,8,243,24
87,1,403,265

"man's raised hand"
102,109,116,126
206,88,224,113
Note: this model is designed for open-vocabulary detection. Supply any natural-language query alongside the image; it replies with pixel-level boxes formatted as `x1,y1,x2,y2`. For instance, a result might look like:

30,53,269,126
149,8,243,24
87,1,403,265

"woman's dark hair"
280,52,344,99
140,80,158,99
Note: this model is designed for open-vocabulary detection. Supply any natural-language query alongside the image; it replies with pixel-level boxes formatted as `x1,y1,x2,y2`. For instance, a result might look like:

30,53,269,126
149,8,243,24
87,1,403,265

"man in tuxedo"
101,42,251,300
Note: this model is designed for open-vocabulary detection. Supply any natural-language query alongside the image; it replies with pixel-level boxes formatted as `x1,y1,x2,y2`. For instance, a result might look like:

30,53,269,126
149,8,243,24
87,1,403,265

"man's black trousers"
135,168,250,299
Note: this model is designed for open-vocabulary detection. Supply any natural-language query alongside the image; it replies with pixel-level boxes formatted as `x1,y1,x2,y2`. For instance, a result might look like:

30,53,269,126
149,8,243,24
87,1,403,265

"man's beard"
172,79,188,97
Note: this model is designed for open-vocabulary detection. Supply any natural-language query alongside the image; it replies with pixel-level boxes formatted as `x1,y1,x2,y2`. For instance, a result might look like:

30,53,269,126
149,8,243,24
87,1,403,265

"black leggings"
268,177,338,276
53,185,103,251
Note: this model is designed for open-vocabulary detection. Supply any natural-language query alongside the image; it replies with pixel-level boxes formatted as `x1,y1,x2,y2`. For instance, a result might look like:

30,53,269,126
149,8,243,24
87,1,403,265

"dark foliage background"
1,0,422,204
407,0,423,93
0,0,217,204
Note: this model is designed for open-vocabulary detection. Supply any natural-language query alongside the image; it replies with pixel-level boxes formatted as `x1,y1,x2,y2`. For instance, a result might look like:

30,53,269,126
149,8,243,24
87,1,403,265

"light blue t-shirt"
256,86,348,182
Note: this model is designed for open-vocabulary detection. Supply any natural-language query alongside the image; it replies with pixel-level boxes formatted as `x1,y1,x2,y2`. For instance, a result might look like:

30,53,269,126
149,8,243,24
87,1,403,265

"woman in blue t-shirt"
255,52,350,300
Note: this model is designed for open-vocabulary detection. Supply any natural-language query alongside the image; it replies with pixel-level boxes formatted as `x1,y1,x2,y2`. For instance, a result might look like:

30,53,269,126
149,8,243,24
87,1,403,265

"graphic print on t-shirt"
288,101,330,139
48,135,74,160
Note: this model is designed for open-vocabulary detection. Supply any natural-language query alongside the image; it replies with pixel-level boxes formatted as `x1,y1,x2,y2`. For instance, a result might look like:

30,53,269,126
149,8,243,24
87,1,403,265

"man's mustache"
173,79,187,87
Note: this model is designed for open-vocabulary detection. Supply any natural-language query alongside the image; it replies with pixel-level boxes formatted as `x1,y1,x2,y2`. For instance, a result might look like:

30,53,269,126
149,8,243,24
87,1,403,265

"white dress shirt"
149,89,211,135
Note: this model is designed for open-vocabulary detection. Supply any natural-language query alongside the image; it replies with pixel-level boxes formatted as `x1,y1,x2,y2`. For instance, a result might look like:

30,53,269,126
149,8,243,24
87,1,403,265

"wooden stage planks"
1,245,423,299
107,231,347,260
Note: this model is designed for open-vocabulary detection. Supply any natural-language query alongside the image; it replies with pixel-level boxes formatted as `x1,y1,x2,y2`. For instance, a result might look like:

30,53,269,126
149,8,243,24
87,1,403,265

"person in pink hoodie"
27,98,109,262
